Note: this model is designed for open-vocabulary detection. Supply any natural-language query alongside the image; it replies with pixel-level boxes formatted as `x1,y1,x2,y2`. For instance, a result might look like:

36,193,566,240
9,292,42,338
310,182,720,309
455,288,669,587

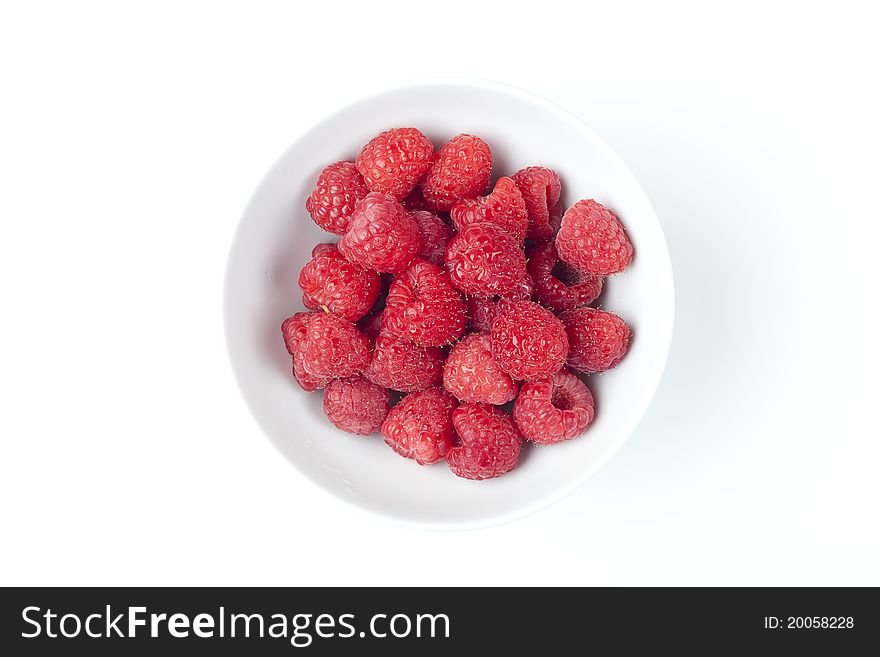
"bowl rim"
223,76,676,531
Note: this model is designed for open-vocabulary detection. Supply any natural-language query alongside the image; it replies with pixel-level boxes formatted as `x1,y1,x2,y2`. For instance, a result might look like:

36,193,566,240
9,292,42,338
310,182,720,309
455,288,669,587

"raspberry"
527,240,603,313
299,313,370,379
401,186,431,212
357,310,385,345
381,387,458,465
490,300,568,381
465,272,533,332
443,333,517,405
514,271,534,298
421,134,492,211
548,203,563,234
310,242,337,258
292,350,332,391
445,223,527,297
411,210,453,267
283,313,332,391
383,260,467,347
322,376,391,435
297,244,380,321
512,166,562,240
560,307,631,373
356,128,434,200
556,199,633,276
338,193,423,274
446,404,522,480
305,161,369,235
450,177,528,243
302,292,321,311
281,312,314,355
512,369,594,444
363,332,444,392
465,297,496,333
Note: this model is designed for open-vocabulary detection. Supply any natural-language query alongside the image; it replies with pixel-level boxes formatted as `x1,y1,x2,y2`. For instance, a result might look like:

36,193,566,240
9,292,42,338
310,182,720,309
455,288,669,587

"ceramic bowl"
224,79,674,530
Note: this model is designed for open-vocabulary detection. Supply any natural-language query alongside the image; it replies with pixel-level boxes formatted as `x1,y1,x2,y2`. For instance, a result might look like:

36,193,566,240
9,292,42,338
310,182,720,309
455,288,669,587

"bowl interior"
224,80,674,529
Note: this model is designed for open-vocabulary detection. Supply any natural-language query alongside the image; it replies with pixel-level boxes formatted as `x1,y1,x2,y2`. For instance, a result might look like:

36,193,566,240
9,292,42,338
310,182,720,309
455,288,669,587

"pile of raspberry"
282,128,634,480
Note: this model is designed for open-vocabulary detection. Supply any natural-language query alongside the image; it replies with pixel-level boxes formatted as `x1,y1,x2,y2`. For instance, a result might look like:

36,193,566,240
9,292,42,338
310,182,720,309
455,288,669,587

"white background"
2,1,878,586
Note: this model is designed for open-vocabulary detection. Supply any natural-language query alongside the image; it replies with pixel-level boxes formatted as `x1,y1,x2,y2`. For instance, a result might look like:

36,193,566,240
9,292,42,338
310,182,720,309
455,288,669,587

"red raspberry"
310,242,337,258
383,260,467,347
421,134,492,211
357,310,385,345
556,199,634,276
445,223,527,297
381,387,458,465
356,128,434,200
450,177,528,244
512,369,594,444
543,202,564,239
464,272,533,332
527,240,603,313
411,210,453,267
446,404,522,480
465,297,496,333
501,271,534,304
338,193,423,274
363,332,444,392
490,300,569,381
297,244,380,321
560,307,631,373
302,292,321,311
512,166,562,240
305,161,369,235
550,202,563,226
322,376,391,435
401,186,431,212
281,311,315,355
299,313,370,379
515,271,535,297
284,313,335,390
292,350,332,391
443,333,517,405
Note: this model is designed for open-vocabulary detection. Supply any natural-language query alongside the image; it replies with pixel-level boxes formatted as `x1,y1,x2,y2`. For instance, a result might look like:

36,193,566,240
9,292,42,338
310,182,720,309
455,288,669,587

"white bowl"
224,79,674,530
